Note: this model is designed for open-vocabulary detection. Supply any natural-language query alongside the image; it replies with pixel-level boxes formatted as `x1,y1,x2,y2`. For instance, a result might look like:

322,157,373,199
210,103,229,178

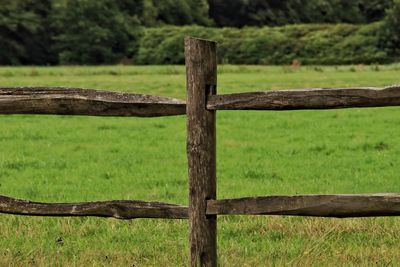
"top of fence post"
185,37,218,267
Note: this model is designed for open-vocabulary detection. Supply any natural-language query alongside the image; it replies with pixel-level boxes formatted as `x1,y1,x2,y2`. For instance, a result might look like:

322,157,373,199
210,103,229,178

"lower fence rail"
207,193,400,218
0,195,188,219
2,193,400,220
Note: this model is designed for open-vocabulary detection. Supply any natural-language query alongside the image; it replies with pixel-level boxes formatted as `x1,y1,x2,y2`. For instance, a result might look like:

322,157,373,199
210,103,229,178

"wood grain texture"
207,194,400,218
0,87,186,117
0,195,188,219
185,37,217,267
207,85,400,110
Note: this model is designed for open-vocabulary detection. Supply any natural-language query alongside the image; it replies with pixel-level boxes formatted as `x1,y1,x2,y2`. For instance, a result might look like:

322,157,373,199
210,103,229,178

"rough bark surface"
207,194,400,218
207,86,400,110
185,37,217,267
0,87,186,117
0,195,188,219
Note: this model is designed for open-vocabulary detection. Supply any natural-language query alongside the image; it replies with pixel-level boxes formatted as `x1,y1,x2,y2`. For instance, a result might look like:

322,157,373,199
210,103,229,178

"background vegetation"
137,23,388,65
1,0,400,65
1,64,400,265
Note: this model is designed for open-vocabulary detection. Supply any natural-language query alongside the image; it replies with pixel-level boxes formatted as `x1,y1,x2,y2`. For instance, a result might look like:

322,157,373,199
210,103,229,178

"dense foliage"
53,0,142,64
209,0,393,27
0,0,55,65
379,0,400,56
137,24,389,65
142,0,211,26
0,0,399,65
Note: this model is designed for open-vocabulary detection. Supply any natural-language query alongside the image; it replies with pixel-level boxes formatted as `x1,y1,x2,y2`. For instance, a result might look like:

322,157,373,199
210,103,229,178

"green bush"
380,0,400,57
136,23,390,65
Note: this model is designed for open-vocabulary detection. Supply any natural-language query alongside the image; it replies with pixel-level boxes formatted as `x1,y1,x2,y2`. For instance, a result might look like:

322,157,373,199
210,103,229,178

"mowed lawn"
1,65,400,266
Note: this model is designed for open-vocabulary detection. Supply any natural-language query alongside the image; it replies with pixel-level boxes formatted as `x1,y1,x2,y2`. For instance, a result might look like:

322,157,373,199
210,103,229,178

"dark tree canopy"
53,0,142,64
208,0,393,27
142,0,211,26
0,0,55,65
379,0,400,56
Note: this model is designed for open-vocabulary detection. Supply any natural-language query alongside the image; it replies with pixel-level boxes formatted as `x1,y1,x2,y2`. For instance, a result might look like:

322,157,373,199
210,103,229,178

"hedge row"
136,23,391,65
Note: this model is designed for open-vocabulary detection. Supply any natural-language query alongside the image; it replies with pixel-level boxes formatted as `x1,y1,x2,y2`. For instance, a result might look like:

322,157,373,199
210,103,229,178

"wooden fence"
1,37,400,266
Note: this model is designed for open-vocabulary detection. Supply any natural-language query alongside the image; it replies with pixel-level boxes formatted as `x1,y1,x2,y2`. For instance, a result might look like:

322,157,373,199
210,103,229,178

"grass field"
1,64,400,266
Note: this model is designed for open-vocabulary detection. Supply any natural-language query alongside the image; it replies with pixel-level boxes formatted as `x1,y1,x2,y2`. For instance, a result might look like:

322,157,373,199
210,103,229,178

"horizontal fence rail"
4,193,400,219
0,195,188,219
207,85,400,110
3,86,400,117
0,87,186,117
207,194,400,218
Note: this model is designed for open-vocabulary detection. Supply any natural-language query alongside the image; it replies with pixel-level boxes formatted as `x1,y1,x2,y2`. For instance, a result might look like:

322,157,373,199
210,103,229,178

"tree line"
0,0,399,65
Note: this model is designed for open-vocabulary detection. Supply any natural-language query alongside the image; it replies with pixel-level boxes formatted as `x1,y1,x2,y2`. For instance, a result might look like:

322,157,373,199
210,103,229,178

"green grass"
1,64,400,266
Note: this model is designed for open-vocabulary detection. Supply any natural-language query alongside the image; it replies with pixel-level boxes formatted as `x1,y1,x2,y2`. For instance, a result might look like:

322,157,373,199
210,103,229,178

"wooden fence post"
185,37,217,266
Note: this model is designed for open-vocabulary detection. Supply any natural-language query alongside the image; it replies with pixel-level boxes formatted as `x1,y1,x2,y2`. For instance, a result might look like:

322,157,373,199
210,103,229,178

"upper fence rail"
2,86,400,118
207,85,400,110
0,87,186,117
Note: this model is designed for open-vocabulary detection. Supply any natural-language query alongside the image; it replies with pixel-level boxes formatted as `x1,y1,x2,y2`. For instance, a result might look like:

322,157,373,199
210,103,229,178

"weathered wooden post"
185,37,217,266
